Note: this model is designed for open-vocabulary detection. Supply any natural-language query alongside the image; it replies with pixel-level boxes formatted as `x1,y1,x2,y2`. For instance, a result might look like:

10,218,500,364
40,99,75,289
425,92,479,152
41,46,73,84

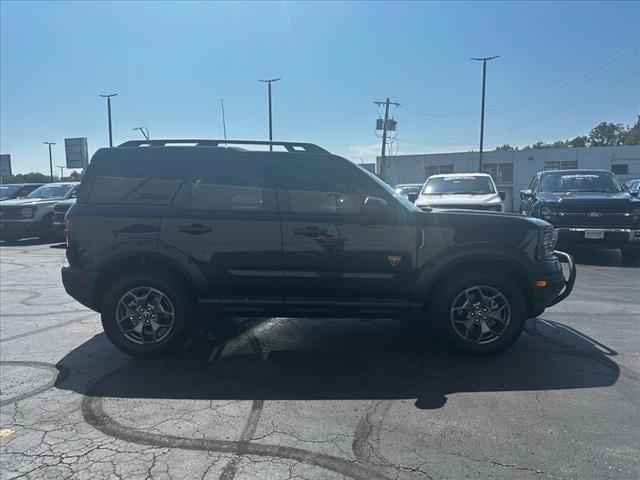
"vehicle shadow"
564,247,640,268
55,317,620,410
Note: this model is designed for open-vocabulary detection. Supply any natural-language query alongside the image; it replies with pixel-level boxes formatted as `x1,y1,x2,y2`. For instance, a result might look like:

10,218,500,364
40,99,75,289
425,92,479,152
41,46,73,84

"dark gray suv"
62,139,574,358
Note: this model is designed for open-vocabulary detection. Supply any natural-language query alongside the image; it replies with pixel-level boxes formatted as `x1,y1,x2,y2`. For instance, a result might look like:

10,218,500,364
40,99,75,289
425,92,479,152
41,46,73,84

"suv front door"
277,158,416,317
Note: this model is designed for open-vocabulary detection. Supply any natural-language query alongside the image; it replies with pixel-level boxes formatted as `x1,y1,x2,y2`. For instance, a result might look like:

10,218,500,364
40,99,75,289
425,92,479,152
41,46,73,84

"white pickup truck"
414,173,505,212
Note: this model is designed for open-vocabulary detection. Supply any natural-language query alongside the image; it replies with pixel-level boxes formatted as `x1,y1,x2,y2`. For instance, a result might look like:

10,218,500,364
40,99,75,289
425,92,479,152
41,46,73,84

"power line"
405,42,639,118
486,70,640,140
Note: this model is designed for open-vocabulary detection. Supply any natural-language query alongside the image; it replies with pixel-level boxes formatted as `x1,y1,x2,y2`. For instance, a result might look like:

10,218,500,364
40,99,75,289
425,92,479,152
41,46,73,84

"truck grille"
0,207,21,220
555,207,632,228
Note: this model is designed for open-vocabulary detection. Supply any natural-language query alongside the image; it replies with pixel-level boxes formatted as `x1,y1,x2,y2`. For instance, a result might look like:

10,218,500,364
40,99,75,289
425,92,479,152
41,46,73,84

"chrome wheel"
116,287,175,345
450,285,511,345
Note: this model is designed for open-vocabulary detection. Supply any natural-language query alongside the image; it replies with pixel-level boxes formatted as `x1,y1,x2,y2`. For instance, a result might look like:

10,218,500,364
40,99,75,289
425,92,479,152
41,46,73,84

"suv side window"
182,158,277,213
279,160,387,215
86,156,185,205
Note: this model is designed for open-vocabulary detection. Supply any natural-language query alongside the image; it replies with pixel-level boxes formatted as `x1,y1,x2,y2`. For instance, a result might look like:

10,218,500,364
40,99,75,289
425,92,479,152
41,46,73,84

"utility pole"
56,165,65,180
132,127,150,140
374,98,400,176
471,56,499,173
43,142,55,182
99,93,118,147
258,78,281,150
220,99,227,141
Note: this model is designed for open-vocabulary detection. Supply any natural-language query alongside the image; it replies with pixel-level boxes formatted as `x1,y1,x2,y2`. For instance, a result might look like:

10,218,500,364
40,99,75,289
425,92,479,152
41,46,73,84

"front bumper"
555,228,640,249
61,266,98,311
529,250,576,316
0,220,39,240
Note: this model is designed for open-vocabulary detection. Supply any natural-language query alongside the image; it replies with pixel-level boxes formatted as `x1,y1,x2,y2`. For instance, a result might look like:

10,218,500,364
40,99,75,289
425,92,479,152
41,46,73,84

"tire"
100,271,196,358
38,214,55,242
429,268,526,356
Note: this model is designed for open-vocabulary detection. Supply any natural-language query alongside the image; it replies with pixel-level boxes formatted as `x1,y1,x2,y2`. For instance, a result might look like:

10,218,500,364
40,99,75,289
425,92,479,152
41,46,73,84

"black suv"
62,139,575,358
520,169,640,259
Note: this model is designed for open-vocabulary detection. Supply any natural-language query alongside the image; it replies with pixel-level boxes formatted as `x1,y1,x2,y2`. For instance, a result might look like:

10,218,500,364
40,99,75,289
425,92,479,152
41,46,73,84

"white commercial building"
378,145,640,212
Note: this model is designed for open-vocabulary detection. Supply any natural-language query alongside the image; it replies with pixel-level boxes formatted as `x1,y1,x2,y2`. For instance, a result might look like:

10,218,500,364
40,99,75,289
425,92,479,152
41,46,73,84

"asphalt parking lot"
0,241,638,480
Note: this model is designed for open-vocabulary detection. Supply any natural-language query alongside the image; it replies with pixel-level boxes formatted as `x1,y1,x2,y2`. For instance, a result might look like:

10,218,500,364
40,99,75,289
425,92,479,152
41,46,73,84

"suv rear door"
161,153,283,314
276,157,416,317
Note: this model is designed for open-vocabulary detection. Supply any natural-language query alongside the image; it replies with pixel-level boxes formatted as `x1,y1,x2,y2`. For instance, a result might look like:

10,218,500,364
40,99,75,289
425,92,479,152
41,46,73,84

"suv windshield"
422,176,495,195
540,172,624,193
26,184,74,199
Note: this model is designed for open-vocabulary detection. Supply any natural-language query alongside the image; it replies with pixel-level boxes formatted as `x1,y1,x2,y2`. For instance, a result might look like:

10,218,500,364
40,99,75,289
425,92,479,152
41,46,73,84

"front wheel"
430,269,526,356
100,272,195,358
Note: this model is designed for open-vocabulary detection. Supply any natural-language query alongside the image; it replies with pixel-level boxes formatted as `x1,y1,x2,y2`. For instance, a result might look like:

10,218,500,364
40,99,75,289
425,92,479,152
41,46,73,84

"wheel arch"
417,252,535,316
92,252,203,310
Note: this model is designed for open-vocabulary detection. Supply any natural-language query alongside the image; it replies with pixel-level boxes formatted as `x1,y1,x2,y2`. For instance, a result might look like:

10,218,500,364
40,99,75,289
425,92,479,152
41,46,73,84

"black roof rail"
117,139,329,154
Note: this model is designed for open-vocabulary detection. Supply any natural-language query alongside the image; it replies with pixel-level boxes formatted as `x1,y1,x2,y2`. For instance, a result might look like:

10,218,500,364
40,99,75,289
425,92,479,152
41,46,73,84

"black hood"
536,191,635,208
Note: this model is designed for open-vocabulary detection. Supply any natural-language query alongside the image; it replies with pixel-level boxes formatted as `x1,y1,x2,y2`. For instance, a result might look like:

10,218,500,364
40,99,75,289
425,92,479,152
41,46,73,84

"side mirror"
361,196,392,224
499,191,506,201
520,189,533,199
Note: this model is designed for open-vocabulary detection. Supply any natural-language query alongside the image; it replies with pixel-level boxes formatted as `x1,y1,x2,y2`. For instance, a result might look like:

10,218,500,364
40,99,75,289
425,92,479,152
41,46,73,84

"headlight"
539,206,559,220
19,207,37,219
538,228,557,259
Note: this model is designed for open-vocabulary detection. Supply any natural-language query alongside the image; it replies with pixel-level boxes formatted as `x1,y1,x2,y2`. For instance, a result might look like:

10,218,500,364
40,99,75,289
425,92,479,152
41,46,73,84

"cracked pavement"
1,240,639,479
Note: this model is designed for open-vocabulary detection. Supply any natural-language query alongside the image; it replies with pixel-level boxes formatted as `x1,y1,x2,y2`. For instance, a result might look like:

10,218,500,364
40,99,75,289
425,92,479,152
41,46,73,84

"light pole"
99,93,118,147
258,78,281,150
43,142,55,182
471,56,499,173
56,165,65,180
133,127,150,140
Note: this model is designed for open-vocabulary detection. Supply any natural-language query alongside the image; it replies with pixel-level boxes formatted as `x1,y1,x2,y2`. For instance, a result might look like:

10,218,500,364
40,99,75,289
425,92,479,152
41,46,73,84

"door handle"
294,226,328,238
177,224,212,235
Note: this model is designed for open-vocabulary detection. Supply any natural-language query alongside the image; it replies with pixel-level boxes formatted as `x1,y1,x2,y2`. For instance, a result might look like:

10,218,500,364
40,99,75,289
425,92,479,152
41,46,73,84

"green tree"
568,136,588,148
622,116,640,145
589,121,626,146
495,144,515,151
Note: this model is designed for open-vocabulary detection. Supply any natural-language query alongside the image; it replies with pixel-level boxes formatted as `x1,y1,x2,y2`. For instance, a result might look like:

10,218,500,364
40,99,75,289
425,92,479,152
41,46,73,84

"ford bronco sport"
62,139,575,358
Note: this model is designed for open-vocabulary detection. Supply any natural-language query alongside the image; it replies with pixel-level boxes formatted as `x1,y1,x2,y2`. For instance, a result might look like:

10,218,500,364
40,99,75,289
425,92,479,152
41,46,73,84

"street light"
471,56,499,172
132,127,150,141
43,142,56,182
99,93,118,147
258,78,281,150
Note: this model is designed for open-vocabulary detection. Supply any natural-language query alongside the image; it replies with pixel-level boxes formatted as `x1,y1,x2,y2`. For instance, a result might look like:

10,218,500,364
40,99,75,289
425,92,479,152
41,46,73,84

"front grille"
0,207,20,220
431,204,497,211
554,209,632,228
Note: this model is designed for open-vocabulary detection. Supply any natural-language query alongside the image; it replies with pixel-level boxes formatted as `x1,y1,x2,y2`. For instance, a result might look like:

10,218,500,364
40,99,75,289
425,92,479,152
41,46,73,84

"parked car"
394,183,423,203
625,178,640,196
0,182,79,242
520,169,640,260
52,198,77,237
414,173,505,212
62,139,574,358
0,183,43,201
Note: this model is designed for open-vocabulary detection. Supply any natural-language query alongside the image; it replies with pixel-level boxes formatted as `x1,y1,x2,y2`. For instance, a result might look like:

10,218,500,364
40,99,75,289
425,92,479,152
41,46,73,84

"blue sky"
1,1,639,174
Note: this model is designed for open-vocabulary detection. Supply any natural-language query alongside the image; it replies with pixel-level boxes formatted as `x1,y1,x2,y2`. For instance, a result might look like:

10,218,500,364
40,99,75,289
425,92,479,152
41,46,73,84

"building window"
425,164,453,177
483,163,513,184
612,164,628,175
544,160,577,171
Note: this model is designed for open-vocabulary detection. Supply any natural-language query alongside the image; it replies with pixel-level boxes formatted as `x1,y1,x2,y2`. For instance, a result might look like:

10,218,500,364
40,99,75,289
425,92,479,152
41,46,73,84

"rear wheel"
430,269,526,356
100,272,195,358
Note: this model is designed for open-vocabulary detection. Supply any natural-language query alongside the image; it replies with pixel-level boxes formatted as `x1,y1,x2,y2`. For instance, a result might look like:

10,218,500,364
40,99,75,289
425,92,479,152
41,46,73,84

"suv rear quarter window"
83,151,188,205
